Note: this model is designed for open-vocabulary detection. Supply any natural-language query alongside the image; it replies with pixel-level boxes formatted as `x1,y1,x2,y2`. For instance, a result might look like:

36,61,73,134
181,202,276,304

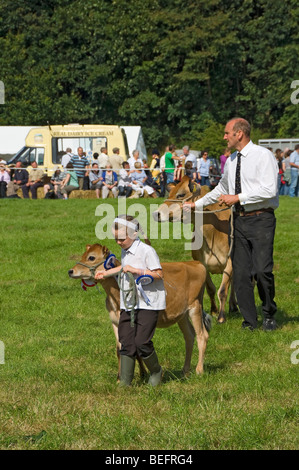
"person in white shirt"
127,149,143,170
183,117,279,332
98,147,109,169
183,145,197,171
95,215,165,386
61,148,73,168
118,161,133,198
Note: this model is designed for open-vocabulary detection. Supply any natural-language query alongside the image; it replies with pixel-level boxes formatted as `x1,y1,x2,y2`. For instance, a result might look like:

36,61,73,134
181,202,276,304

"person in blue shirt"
196,151,212,187
70,147,89,190
101,164,118,198
289,145,299,197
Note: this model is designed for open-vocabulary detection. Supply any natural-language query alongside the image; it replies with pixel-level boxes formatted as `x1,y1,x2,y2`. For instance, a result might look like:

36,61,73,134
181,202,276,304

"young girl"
95,215,166,386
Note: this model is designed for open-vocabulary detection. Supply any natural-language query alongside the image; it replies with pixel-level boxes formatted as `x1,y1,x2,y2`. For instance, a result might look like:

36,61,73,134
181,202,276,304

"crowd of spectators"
1,143,298,199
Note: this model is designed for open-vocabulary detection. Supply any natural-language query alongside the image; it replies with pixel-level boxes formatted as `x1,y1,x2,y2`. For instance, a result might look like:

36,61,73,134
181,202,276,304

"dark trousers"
83,175,90,190
21,182,43,199
118,185,132,197
230,212,277,328
118,309,159,358
0,181,7,198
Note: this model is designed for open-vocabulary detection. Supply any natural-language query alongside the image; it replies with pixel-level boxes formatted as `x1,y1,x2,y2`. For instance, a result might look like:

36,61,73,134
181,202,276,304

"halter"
76,259,105,278
76,252,116,277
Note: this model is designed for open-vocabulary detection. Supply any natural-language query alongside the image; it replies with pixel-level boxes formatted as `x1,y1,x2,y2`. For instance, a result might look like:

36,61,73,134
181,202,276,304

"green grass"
0,196,298,450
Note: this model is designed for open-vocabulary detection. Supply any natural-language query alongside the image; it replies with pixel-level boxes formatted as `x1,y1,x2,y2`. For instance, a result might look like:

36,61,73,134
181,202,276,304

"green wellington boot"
143,350,163,386
119,355,135,386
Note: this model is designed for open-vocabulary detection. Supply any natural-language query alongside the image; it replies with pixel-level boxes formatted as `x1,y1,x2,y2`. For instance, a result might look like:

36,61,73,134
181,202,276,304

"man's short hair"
229,118,251,138
112,147,120,154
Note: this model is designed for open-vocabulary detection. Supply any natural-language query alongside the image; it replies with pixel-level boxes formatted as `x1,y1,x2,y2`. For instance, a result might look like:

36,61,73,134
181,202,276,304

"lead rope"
103,267,137,328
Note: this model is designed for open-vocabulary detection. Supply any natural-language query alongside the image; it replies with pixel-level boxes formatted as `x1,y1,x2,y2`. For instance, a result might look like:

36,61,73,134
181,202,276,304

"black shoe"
263,318,277,331
241,321,255,331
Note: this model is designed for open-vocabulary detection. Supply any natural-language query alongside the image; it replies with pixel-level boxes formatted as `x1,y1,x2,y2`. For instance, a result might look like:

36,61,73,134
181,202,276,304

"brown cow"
68,243,211,379
152,176,238,323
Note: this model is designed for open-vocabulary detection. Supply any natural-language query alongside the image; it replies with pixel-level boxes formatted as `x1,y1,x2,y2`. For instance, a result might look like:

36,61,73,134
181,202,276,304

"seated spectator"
130,162,157,197
150,149,161,179
89,163,103,199
6,162,28,198
21,161,44,199
174,153,185,183
59,163,79,199
118,161,133,198
44,168,66,198
101,164,118,198
185,160,196,180
0,164,10,198
143,158,161,195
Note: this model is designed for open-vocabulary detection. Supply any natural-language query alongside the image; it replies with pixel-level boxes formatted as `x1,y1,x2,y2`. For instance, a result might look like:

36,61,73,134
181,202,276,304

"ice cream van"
7,124,147,174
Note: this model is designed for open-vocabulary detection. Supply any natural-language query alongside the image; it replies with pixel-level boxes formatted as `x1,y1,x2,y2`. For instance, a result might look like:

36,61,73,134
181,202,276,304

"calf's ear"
86,244,91,250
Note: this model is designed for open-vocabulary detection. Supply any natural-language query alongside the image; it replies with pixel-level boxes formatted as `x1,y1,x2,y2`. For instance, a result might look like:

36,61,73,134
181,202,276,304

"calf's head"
68,243,111,280
152,176,197,223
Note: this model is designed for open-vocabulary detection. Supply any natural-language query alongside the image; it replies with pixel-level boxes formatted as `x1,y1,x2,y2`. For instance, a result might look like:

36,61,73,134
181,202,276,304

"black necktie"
235,152,242,211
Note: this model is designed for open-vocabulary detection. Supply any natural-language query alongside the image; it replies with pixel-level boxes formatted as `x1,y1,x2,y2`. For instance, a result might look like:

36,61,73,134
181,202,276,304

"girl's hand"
122,265,140,275
95,270,106,280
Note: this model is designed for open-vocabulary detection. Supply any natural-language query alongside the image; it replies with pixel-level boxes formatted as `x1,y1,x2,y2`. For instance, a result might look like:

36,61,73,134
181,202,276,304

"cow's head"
152,176,205,223
68,243,113,280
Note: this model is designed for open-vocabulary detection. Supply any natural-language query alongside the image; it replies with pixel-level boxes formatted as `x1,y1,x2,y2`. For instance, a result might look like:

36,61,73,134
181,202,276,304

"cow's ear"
86,244,91,250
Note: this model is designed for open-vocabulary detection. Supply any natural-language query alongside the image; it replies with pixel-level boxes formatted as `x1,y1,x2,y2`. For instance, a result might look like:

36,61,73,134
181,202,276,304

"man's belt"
234,208,274,217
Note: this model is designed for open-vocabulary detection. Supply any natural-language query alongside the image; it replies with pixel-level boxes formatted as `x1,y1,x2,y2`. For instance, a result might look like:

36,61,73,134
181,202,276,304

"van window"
37,148,44,165
11,147,43,167
52,137,108,164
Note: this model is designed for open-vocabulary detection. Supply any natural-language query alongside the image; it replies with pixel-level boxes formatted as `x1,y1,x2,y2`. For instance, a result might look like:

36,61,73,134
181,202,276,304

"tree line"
0,0,298,154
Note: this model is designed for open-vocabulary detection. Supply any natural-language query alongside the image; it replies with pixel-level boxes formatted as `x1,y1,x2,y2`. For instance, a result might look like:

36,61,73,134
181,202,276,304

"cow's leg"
188,301,209,375
229,277,239,313
177,315,195,376
205,272,218,316
112,323,121,381
217,272,230,323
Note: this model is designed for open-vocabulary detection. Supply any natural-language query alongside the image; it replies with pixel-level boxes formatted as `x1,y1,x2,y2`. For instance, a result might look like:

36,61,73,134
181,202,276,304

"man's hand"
218,194,240,207
183,202,195,212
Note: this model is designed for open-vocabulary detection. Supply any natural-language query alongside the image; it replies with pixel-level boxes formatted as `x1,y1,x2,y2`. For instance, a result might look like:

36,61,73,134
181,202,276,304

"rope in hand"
117,268,137,328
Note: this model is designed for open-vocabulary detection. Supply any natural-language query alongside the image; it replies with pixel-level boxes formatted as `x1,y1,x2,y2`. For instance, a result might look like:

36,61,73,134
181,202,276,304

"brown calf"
68,243,210,378
152,177,238,323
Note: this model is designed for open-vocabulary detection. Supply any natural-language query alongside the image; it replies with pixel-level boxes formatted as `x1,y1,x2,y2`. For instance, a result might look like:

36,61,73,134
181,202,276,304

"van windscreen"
52,137,108,164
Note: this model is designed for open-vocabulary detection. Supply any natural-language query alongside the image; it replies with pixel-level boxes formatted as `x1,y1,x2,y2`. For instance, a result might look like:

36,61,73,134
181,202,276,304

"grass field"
0,196,298,450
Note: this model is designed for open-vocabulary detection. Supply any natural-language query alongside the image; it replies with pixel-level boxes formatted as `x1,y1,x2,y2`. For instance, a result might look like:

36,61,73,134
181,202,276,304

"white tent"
121,126,147,160
0,126,37,156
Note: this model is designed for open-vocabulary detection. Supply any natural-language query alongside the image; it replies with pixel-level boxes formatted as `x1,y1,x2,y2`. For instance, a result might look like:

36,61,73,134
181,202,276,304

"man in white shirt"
183,145,197,170
98,147,109,169
61,148,73,168
127,149,143,170
183,117,279,331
